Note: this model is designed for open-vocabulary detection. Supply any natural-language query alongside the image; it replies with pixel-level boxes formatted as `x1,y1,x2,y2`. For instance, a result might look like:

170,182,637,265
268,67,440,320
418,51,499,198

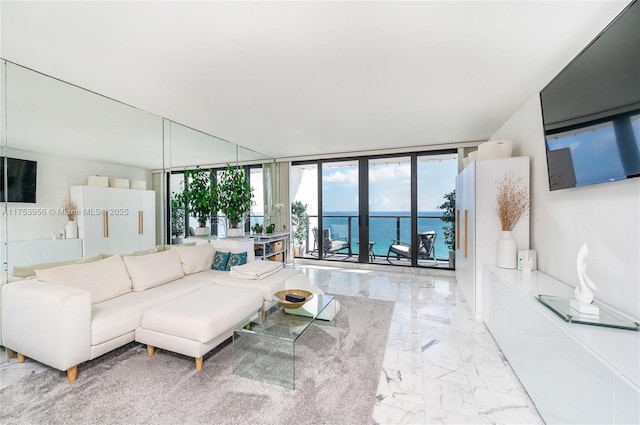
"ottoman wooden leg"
147,345,154,357
17,353,26,363
67,365,78,383
7,348,15,358
195,356,203,371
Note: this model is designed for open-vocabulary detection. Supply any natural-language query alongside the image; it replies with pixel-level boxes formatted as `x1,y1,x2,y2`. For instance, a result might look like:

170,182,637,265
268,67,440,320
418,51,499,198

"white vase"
65,221,78,239
226,227,243,238
496,231,517,269
193,227,210,236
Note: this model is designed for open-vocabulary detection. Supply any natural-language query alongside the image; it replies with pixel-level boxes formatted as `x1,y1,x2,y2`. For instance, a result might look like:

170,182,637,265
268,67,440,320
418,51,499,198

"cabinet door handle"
138,211,143,234
103,211,109,238
464,209,469,259
456,209,461,250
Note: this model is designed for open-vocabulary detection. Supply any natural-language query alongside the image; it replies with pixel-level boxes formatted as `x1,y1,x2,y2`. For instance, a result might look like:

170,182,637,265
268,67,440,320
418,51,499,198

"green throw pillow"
226,252,247,270
212,251,230,271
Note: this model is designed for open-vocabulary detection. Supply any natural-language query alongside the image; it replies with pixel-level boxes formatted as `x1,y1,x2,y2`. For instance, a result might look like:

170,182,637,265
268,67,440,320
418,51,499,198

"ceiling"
0,1,631,161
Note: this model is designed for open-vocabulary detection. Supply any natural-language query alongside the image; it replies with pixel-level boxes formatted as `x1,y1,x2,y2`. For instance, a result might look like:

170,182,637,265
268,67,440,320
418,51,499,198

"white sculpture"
574,243,598,305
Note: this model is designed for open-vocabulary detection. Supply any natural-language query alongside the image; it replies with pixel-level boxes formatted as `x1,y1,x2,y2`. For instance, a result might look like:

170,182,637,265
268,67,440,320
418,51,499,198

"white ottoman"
135,285,263,371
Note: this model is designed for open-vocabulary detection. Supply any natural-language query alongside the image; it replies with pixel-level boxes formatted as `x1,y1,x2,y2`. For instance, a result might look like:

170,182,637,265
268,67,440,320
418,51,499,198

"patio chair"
386,231,437,263
311,227,352,259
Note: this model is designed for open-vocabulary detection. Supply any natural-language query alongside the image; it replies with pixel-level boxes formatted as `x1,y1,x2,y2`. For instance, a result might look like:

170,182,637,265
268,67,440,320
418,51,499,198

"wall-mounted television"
540,0,640,191
0,157,38,203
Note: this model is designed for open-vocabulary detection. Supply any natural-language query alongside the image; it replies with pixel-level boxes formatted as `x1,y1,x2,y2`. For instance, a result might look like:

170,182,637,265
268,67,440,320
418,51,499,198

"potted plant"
170,194,185,244
251,222,264,234
291,201,309,257
494,173,529,269
61,195,78,239
438,190,456,268
176,167,217,236
217,164,253,237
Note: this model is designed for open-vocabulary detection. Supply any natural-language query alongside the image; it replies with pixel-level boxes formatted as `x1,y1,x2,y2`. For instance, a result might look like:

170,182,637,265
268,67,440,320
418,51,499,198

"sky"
292,155,458,215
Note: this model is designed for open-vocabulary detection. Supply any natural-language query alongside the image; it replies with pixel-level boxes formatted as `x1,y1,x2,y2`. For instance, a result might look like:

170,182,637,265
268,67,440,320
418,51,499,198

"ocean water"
317,211,449,260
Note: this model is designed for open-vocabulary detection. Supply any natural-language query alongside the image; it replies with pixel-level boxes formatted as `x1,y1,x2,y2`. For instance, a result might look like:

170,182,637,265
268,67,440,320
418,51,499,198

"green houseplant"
176,167,217,236
438,189,456,268
291,201,309,256
217,164,253,237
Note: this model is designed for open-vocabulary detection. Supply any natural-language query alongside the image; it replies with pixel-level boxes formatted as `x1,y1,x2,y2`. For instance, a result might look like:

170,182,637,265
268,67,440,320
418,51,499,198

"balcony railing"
302,213,448,262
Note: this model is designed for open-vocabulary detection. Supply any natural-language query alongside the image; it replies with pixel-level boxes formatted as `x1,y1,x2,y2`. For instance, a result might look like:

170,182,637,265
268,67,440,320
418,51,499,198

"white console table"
482,266,639,424
3,239,83,277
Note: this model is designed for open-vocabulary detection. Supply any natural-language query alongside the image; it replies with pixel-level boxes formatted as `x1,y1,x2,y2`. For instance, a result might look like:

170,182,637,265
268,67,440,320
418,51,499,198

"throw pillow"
226,251,247,270
212,251,230,271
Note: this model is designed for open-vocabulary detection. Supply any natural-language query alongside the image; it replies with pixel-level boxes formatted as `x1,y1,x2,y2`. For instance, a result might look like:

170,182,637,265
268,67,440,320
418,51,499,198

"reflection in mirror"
0,60,7,365
0,60,276,366
166,122,272,241
2,61,166,279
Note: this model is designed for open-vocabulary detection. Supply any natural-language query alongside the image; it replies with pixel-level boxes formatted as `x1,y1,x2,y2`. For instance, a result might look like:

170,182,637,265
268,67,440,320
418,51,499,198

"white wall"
5,148,152,242
491,96,640,318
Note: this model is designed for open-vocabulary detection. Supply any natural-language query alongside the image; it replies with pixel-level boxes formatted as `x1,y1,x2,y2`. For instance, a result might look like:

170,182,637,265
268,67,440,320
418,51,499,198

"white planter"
193,227,210,236
65,221,78,239
496,231,517,269
226,227,243,238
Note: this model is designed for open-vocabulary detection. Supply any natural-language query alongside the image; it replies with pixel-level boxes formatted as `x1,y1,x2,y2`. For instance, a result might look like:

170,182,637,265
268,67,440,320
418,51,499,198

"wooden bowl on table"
273,289,314,309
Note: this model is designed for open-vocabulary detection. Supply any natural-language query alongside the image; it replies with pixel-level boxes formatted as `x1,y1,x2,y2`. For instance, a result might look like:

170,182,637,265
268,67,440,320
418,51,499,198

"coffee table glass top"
237,294,334,342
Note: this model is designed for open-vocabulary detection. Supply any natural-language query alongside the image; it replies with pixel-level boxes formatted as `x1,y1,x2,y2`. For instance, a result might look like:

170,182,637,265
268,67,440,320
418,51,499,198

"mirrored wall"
0,59,271,362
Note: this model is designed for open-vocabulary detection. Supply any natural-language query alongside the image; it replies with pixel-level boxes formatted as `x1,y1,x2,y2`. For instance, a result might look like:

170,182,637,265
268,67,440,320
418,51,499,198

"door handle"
464,210,469,259
138,211,143,235
456,209,460,250
103,211,109,238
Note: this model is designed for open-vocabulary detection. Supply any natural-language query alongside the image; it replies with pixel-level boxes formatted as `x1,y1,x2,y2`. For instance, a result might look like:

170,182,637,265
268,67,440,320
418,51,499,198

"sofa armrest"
2,280,92,372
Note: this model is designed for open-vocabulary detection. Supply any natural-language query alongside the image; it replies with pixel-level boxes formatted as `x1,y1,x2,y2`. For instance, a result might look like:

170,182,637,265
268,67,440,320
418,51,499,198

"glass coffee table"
233,294,336,389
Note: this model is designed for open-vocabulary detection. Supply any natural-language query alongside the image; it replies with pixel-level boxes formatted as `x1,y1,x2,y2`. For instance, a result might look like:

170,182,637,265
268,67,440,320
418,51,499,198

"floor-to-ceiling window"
417,153,458,265
292,149,457,268
290,163,318,255
368,156,412,264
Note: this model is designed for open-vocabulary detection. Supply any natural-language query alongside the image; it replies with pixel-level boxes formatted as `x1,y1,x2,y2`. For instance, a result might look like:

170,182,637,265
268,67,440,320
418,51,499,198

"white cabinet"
455,157,529,320
5,239,83,277
71,186,156,257
483,266,639,424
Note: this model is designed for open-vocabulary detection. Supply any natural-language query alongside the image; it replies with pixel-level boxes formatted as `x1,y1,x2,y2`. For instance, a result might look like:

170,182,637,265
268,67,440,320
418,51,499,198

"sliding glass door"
292,149,457,268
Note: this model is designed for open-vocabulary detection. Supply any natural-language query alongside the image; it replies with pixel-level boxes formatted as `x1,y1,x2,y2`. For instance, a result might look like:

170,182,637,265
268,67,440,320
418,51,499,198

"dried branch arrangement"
61,195,77,221
494,173,529,231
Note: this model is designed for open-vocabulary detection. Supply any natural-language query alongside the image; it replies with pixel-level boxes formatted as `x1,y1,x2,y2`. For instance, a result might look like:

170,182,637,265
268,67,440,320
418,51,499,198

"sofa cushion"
123,249,185,292
212,251,230,271
173,244,215,275
35,255,132,304
225,251,247,270
13,253,104,278
139,285,263,343
91,278,213,345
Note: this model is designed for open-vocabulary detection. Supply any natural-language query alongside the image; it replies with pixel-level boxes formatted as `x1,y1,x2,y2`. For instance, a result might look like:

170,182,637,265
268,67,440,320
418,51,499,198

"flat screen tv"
540,0,640,191
0,157,38,203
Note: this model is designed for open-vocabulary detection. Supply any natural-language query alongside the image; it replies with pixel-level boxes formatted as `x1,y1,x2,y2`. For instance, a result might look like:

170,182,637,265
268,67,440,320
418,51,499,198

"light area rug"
0,295,394,425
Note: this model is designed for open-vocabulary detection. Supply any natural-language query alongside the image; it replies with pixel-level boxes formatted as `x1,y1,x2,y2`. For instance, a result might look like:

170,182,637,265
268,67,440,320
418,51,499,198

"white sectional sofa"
1,243,327,383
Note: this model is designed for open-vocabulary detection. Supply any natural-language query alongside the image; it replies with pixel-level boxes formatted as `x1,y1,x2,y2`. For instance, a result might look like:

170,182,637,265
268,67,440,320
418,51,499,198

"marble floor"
0,264,545,424
297,264,545,425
